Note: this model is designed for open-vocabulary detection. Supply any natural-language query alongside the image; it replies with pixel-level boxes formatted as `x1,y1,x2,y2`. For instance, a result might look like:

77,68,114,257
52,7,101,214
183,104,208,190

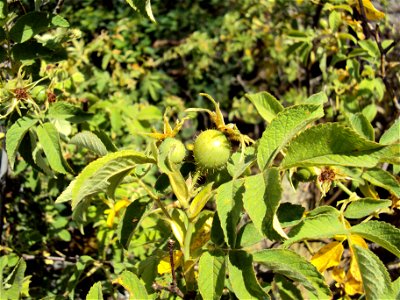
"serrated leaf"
245,92,284,123
119,270,149,299
117,199,148,249
258,104,324,170
70,131,108,156
215,180,244,247
380,119,399,144
228,251,269,300
71,150,155,209
4,258,26,300
350,221,400,257
361,168,400,197
36,123,71,174
349,113,374,141
281,123,387,169
198,251,226,300
352,245,394,300
86,282,103,300
243,168,286,240
344,198,392,219
6,116,39,168
125,0,156,22
311,241,344,272
47,102,92,123
284,207,347,247
253,249,331,299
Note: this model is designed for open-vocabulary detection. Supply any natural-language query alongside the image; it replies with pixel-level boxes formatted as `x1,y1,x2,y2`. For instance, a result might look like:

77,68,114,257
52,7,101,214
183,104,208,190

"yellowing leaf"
344,260,364,295
332,267,346,284
349,234,368,249
353,0,385,21
157,250,183,274
191,215,213,251
311,241,344,272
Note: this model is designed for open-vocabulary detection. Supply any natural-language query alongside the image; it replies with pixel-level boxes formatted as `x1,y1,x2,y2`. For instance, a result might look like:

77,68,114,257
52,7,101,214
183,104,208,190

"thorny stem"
357,0,400,112
168,239,178,291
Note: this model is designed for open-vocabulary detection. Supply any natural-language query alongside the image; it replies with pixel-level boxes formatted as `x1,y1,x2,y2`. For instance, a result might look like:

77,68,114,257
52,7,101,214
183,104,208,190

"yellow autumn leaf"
352,0,385,21
345,258,364,295
157,250,183,274
311,241,344,273
105,199,130,228
349,234,368,249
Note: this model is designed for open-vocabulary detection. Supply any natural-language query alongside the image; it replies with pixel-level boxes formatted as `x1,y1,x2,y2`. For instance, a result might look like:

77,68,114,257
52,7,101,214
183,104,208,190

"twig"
356,0,400,112
53,0,65,14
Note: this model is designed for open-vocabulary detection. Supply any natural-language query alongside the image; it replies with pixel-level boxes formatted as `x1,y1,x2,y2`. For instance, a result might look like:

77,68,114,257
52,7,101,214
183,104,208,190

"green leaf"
352,245,394,300
70,131,108,156
253,249,331,299
228,251,269,300
66,256,93,299
245,92,284,123
47,102,92,123
36,122,71,174
237,222,264,249
6,116,39,168
361,168,400,197
50,15,69,28
165,162,189,208
329,10,340,31
215,180,244,247
0,0,7,19
86,282,103,300
125,0,156,22
380,119,400,144
350,221,400,257
4,258,26,300
71,150,155,209
258,104,324,170
349,113,374,141
284,206,347,247
281,123,387,169
119,270,149,299
117,199,149,249
9,12,50,43
277,203,305,227
198,251,226,300
358,40,380,59
304,92,328,106
189,182,214,220
55,180,75,203
274,274,303,300
243,168,287,240
344,198,392,219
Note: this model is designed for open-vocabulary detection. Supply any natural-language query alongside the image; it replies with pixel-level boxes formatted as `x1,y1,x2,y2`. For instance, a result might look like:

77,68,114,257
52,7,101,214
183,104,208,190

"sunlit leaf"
311,241,344,273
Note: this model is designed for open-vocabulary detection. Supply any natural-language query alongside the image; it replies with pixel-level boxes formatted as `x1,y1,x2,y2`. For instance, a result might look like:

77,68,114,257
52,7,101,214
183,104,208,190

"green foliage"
0,0,399,299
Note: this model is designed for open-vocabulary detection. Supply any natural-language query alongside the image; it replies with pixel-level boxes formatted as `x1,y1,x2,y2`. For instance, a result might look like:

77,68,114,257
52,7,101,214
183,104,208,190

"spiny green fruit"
193,129,231,171
159,137,187,164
